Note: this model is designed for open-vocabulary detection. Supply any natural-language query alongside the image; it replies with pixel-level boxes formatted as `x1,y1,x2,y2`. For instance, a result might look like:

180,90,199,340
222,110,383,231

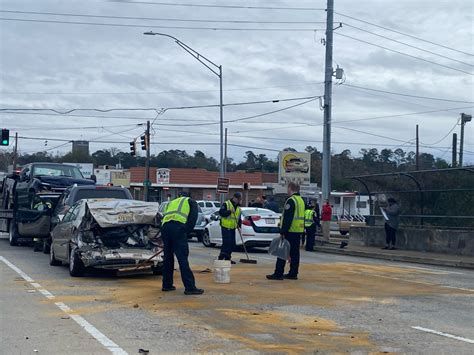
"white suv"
197,200,221,213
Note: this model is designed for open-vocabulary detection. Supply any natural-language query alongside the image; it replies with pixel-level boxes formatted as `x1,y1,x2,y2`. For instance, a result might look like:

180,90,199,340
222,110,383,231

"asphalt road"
1,238,473,354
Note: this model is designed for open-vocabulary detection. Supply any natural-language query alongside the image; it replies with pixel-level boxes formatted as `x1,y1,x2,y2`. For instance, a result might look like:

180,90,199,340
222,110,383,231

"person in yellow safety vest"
218,192,243,263
161,192,204,295
267,182,305,281
303,203,319,252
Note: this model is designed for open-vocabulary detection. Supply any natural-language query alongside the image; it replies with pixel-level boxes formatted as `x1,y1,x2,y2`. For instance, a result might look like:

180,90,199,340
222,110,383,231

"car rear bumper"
78,248,162,269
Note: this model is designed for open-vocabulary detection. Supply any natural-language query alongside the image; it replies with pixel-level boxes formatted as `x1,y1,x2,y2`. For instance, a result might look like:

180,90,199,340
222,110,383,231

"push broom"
234,213,257,264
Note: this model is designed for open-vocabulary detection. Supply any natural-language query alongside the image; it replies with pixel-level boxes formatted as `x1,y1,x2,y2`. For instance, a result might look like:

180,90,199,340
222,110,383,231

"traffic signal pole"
144,120,151,201
13,132,18,171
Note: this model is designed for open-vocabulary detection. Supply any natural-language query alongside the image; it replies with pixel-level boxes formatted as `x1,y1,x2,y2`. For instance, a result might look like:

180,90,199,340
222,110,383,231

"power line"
0,9,325,25
0,81,325,95
333,106,474,124
108,1,326,11
340,83,474,104
335,12,474,57
0,17,321,32
421,118,460,146
335,32,474,76
341,22,473,67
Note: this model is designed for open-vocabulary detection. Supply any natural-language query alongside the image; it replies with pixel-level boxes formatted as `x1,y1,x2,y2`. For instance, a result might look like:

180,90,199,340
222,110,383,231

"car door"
208,212,223,245
15,164,31,208
53,202,80,260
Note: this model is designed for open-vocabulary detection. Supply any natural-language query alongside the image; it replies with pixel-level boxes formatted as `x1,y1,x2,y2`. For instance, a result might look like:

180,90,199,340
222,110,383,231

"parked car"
202,207,281,248
197,200,221,213
49,199,163,277
39,185,133,253
158,200,207,242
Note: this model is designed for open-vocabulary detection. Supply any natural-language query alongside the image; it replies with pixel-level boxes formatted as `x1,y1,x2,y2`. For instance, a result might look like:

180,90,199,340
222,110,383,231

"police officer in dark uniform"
218,192,242,264
267,182,305,280
161,192,204,295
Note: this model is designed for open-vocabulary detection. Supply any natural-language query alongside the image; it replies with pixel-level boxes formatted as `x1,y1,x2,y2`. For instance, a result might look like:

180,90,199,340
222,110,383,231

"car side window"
198,202,205,207
63,204,78,222
205,202,213,207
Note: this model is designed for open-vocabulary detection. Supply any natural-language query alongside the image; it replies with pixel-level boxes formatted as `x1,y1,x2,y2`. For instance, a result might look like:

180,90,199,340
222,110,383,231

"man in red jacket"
321,199,332,243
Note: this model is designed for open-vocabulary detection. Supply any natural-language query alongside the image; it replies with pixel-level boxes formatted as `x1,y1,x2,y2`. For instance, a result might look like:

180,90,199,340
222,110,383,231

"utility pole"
452,133,457,167
416,124,419,170
219,66,225,204
459,113,472,167
322,0,334,202
224,128,228,176
13,132,18,171
144,120,151,201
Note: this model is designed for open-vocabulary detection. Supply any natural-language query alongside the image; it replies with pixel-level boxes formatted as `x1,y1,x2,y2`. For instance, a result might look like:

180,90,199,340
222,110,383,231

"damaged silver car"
49,199,163,277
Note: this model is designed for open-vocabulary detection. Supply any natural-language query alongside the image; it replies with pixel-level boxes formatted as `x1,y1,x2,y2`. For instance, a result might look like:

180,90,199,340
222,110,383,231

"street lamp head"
143,31,156,35
461,113,472,123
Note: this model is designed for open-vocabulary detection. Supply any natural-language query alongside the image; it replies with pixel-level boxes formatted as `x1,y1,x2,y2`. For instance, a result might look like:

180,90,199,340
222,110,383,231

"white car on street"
202,207,281,248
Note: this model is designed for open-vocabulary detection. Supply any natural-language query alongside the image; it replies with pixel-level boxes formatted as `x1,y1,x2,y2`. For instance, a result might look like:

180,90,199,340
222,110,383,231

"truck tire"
9,221,19,246
49,243,61,266
69,246,85,277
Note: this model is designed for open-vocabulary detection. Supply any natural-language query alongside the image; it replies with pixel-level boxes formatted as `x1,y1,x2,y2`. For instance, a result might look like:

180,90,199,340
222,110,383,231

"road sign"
217,177,230,193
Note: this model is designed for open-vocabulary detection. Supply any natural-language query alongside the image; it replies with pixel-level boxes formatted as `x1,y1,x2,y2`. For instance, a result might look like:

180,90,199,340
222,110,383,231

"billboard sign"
217,177,230,193
278,151,311,186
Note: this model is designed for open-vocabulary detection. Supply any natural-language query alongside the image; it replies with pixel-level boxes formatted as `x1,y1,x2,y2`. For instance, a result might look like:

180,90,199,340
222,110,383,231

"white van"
197,200,221,213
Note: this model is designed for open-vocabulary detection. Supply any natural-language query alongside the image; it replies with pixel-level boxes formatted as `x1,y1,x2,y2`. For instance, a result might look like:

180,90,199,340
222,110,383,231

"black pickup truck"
1,162,95,245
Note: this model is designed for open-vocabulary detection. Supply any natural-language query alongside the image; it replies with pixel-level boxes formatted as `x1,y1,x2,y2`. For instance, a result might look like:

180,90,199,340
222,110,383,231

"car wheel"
340,231,348,236
196,231,204,243
33,241,42,252
152,263,163,276
69,246,85,277
43,238,51,254
9,221,19,246
49,243,61,266
202,230,215,248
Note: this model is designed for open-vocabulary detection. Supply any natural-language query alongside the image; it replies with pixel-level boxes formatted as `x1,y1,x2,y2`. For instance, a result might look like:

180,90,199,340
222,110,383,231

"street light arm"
144,31,221,77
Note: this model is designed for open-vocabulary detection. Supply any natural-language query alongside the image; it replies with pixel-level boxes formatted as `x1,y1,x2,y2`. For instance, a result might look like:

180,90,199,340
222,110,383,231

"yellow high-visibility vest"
162,197,190,225
304,209,315,227
220,200,241,230
286,195,305,233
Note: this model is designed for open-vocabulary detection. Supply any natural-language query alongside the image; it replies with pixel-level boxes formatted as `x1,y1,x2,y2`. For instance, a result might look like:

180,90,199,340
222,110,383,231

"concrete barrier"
350,226,474,256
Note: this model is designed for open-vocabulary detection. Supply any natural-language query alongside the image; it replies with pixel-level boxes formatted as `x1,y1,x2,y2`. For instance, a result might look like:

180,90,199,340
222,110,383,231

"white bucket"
213,260,231,283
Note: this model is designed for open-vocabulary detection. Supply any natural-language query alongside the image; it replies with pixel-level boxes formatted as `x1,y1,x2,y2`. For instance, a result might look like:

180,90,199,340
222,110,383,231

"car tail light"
251,215,261,222
242,218,252,226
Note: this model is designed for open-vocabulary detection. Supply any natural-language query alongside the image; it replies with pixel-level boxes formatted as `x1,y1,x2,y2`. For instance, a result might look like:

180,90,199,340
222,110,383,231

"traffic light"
140,134,148,151
130,141,136,156
1,129,9,146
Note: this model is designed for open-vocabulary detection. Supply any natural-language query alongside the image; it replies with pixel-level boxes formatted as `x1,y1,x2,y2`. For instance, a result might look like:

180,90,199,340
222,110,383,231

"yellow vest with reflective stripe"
287,195,305,233
304,209,315,227
220,200,241,230
162,197,190,225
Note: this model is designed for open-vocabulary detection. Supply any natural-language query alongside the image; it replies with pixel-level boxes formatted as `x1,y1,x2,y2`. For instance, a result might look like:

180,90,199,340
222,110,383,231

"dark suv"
39,185,133,253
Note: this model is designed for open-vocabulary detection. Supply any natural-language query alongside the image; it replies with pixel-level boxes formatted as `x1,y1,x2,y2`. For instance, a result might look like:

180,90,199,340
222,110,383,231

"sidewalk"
314,239,474,270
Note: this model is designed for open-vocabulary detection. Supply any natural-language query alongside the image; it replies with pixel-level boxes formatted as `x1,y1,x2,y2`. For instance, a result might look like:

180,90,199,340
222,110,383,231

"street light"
144,31,225,202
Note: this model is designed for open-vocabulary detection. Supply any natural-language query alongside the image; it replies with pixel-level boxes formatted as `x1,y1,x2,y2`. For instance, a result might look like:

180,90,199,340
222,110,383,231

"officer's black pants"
218,227,236,260
274,233,301,277
305,225,316,251
162,222,196,291
385,223,397,246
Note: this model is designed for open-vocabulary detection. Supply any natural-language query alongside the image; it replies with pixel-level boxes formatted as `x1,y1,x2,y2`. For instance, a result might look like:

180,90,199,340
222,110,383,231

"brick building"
129,167,278,203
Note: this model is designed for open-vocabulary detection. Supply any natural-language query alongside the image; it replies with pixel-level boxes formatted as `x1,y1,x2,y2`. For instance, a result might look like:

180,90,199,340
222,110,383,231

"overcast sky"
0,0,473,165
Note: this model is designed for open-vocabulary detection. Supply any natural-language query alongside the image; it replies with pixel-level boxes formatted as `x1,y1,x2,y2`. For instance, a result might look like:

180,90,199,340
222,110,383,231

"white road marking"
394,265,465,275
346,270,474,292
0,256,128,355
412,326,474,344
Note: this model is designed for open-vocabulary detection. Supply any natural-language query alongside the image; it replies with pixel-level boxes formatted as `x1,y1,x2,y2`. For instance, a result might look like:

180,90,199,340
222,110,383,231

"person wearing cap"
267,182,305,281
161,192,204,295
218,192,243,263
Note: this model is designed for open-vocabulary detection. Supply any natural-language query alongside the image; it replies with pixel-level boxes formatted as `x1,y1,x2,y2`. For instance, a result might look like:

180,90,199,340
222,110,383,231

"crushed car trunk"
73,200,163,271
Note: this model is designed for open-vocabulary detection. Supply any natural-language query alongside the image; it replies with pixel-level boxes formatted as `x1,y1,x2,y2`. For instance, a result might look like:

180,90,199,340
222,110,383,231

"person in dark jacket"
161,192,203,295
266,196,280,213
303,202,319,251
218,192,242,263
382,197,400,250
267,182,305,281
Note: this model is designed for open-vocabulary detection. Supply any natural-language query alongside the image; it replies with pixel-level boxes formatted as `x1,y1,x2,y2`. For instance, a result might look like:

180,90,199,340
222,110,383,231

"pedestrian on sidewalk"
321,199,332,243
266,182,305,281
382,197,400,250
161,192,204,295
218,192,242,264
